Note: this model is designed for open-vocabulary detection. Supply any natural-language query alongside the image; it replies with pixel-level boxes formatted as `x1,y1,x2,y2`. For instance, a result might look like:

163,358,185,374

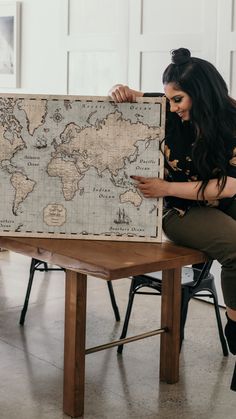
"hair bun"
171,48,191,65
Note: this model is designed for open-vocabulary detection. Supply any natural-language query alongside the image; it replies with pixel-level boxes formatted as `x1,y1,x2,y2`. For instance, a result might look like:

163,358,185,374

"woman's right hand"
108,84,143,103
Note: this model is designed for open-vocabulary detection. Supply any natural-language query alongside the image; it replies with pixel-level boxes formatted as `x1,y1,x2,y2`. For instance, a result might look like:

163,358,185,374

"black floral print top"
144,92,236,215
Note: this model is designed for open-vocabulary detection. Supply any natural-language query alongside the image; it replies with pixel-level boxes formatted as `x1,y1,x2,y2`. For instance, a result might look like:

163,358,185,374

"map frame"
0,93,166,242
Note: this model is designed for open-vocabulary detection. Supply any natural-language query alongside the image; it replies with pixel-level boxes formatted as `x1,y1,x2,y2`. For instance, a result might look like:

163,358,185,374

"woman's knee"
163,207,236,261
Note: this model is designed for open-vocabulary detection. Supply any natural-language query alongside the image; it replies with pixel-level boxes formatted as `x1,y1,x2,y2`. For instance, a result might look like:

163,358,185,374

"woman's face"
164,83,192,121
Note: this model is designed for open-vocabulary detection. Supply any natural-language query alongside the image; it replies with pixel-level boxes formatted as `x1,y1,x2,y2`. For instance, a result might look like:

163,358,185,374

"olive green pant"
162,201,236,309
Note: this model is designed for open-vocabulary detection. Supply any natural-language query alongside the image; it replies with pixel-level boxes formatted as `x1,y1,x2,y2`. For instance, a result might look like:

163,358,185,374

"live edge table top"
0,236,208,280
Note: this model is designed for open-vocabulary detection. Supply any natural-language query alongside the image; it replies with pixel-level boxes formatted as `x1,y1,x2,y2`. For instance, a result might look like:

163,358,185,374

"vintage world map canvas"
0,94,166,242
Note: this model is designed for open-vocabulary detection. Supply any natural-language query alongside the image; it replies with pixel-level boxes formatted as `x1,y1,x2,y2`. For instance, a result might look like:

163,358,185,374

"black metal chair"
231,362,236,391
117,260,229,356
19,258,120,325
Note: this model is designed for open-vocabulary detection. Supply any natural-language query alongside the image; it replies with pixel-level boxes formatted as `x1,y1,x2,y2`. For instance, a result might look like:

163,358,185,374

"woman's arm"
131,176,236,200
108,84,144,102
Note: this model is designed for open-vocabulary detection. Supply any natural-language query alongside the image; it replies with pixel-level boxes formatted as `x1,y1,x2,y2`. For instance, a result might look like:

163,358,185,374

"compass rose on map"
51,108,64,125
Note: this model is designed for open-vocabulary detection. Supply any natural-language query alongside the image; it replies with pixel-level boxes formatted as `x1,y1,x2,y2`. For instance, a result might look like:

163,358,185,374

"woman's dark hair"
162,47,236,198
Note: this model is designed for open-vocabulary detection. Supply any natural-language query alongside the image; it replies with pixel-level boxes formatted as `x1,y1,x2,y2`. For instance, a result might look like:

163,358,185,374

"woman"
109,48,236,387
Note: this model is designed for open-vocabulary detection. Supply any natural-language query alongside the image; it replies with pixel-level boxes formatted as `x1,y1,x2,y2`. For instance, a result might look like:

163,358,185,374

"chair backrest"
141,260,214,286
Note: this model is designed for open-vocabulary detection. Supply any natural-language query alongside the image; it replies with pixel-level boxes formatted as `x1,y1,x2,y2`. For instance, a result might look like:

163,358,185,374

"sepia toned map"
0,94,165,242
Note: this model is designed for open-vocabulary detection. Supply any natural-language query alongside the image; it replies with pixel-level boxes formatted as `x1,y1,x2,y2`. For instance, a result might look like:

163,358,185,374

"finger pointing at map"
130,176,170,198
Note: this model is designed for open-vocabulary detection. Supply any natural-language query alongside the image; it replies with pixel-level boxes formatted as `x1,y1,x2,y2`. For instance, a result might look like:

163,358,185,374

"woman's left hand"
131,176,170,198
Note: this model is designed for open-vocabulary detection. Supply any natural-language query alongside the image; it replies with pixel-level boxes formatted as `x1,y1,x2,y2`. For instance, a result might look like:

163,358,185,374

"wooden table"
0,236,207,417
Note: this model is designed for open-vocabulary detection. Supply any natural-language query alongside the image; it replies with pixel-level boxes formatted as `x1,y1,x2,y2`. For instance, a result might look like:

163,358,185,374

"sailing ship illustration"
114,208,131,225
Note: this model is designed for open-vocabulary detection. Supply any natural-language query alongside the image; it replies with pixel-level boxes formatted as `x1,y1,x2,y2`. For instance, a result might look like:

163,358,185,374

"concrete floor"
0,250,235,419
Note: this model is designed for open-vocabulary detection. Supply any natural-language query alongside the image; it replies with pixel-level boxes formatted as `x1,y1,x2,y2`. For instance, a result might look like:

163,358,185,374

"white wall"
0,0,68,94
217,0,236,99
66,0,129,95
2,0,235,98
0,0,129,95
1,0,235,305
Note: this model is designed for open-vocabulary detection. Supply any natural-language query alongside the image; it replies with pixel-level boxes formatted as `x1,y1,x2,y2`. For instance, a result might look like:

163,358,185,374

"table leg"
160,267,181,383
63,270,87,417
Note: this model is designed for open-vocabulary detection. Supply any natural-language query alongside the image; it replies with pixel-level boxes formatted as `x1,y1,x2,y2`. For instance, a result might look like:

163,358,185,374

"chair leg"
43,262,48,271
19,259,37,325
107,281,120,322
204,277,229,356
20,260,119,326
180,289,190,350
231,361,236,391
211,293,229,356
117,278,136,354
